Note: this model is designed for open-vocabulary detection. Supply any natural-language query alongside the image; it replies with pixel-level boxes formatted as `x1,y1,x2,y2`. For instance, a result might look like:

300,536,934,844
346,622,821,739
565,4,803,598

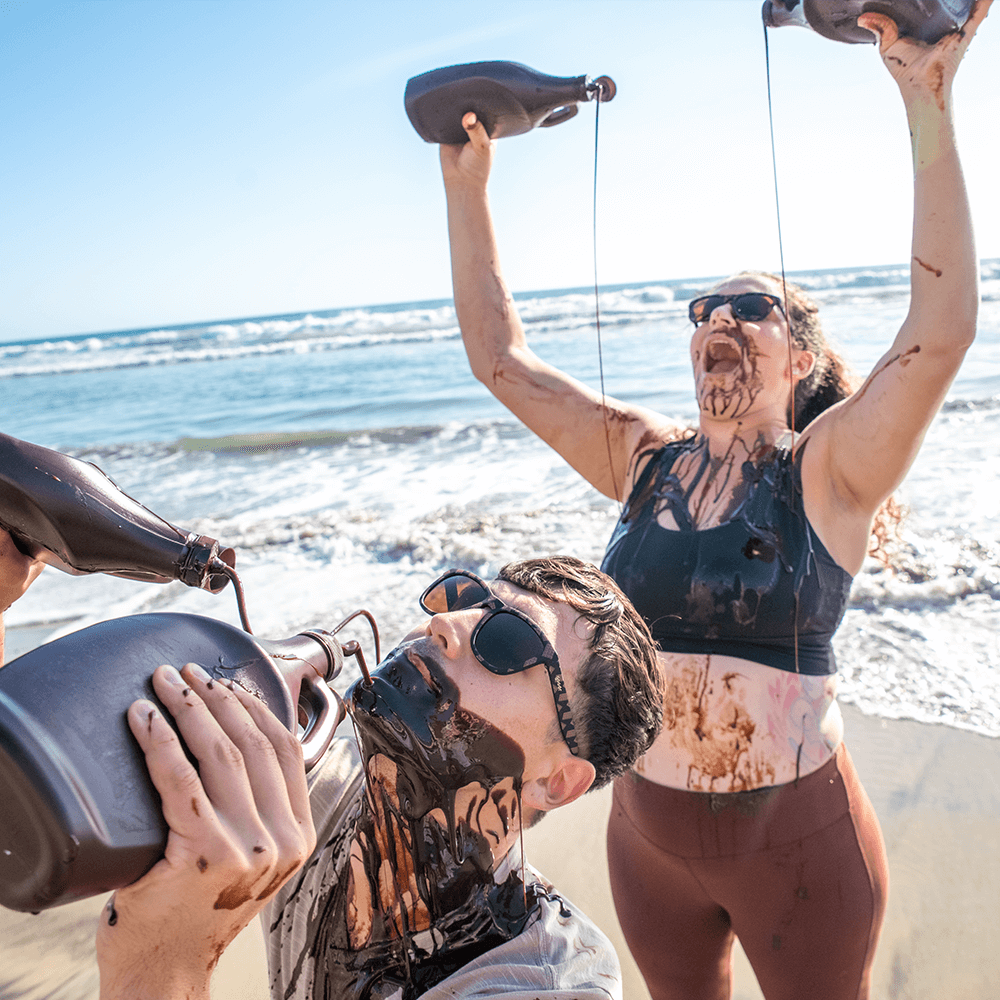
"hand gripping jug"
762,0,974,44
0,612,346,912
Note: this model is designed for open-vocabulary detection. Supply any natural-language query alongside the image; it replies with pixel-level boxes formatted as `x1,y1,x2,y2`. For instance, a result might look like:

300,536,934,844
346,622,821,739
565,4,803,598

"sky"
2,0,997,342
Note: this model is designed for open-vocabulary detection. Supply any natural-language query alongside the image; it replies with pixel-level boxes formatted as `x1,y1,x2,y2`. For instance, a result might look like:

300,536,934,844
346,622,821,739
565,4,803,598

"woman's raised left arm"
802,1,992,571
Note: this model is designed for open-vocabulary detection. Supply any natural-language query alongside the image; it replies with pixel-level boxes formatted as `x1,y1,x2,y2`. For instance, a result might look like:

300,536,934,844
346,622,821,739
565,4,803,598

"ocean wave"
941,394,1000,414
59,416,531,464
7,260,995,380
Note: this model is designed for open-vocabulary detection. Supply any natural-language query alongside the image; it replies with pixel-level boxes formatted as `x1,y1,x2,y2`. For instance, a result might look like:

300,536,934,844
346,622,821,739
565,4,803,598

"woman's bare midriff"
634,650,843,792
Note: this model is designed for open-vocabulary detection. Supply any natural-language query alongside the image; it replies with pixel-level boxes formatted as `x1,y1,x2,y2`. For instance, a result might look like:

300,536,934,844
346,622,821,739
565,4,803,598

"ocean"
3,259,998,738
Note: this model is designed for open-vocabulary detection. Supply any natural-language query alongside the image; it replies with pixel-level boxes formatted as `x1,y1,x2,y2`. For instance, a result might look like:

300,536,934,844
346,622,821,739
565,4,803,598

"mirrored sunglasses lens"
734,294,775,321
423,575,489,614
475,612,543,675
690,296,724,323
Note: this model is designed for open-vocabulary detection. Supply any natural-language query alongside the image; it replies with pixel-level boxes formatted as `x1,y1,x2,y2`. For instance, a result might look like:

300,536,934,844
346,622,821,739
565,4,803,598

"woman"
438,6,990,999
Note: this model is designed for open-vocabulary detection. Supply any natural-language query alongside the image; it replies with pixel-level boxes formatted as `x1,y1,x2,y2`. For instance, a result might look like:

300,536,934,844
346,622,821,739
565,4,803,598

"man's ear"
521,754,596,814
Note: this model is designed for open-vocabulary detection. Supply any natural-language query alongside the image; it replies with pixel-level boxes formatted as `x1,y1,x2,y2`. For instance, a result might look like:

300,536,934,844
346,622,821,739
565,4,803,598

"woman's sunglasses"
419,569,580,756
688,293,784,325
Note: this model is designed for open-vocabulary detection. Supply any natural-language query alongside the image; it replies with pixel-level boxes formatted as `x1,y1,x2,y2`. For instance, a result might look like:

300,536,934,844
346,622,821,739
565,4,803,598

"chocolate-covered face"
348,637,526,801
690,276,798,423
346,638,526,935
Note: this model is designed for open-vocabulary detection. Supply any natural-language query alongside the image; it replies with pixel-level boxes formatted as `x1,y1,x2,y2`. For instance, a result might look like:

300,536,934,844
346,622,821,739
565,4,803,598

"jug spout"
258,630,346,769
762,0,811,30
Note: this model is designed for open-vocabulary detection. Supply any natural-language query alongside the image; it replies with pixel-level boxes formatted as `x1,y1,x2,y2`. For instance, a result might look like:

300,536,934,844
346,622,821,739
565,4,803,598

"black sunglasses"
419,569,580,757
688,293,784,325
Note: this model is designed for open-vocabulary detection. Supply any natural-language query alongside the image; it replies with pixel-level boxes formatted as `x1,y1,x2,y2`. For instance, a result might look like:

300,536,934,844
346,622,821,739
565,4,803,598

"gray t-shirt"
264,737,621,1000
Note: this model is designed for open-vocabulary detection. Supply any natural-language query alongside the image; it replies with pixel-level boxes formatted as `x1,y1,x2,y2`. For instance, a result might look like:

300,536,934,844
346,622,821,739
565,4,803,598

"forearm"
905,94,979,345
445,179,530,385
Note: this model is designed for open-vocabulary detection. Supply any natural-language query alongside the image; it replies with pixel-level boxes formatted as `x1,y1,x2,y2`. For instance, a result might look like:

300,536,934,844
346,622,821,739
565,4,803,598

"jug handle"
539,104,579,128
298,674,345,771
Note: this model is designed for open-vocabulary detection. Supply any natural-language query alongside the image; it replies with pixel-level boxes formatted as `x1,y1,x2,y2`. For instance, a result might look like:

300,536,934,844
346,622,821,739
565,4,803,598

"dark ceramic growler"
404,60,616,145
762,0,974,44
0,431,235,593
0,612,345,912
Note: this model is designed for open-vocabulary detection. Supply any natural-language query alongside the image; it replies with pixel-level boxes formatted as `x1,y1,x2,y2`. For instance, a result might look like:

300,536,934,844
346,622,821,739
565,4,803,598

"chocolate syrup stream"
215,559,253,633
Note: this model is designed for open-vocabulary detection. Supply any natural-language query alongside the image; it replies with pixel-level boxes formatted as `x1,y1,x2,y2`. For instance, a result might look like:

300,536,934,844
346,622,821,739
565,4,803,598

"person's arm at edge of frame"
439,112,682,502
800,0,992,574
96,662,317,1000
0,528,45,664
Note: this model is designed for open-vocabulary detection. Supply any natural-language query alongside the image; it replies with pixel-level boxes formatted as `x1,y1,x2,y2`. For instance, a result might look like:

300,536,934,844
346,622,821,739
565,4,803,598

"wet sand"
1,705,996,999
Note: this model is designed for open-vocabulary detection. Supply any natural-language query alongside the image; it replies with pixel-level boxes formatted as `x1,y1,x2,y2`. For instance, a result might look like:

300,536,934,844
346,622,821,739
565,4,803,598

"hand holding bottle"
858,0,991,110
439,112,495,193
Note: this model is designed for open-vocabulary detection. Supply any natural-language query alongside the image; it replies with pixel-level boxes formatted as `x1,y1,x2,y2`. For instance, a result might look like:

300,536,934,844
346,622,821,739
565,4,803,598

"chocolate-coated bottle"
405,60,616,145
0,613,345,913
762,0,973,44
0,431,234,593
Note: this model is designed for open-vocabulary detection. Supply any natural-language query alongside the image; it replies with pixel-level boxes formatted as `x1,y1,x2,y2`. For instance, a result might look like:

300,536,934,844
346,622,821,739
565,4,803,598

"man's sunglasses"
688,293,784,325
420,569,580,756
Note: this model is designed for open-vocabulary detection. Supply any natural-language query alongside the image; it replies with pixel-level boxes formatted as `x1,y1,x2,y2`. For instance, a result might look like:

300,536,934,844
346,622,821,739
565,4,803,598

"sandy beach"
1,702,997,999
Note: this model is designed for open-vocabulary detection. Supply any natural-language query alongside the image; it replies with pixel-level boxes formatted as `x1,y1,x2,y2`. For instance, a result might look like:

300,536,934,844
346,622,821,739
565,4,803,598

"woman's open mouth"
705,337,743,375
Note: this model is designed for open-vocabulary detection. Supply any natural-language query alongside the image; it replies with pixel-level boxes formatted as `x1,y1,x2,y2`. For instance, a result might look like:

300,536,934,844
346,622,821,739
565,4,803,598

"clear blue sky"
2,0,997,341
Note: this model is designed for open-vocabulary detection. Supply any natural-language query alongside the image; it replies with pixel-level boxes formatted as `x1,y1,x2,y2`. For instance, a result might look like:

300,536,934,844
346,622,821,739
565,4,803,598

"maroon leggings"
607,745,888,1000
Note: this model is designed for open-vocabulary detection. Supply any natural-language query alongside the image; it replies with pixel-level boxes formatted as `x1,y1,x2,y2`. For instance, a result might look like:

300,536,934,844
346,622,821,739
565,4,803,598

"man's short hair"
497,556,662,790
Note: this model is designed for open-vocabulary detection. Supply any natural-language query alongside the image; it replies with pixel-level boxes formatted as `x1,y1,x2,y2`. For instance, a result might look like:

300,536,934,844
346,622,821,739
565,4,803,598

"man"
1,536,661,999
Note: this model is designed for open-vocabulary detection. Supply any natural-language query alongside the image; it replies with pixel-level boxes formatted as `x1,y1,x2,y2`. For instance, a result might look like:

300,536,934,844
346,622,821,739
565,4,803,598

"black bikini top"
600,438,853,675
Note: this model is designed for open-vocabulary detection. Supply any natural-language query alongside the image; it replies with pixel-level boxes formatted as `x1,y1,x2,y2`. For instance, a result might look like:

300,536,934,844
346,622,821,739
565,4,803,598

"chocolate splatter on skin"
197,856,209,873
106,897,118,926
147,710,156,734
850,346,922,404
914,256,943,277
208,938,227,973
253,845,266,854
930,61,946,112
255,863,300,902
661,657,769,792
191,797,200,817
213,876,261,911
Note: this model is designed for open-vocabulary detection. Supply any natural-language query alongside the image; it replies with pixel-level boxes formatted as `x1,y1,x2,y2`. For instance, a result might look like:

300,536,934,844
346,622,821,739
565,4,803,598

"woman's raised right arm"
440,112,677,501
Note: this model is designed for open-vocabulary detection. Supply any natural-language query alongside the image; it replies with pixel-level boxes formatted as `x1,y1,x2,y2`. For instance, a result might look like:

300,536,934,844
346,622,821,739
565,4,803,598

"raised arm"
96,663,316,1000
440,113,679,501
801,0,992,571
